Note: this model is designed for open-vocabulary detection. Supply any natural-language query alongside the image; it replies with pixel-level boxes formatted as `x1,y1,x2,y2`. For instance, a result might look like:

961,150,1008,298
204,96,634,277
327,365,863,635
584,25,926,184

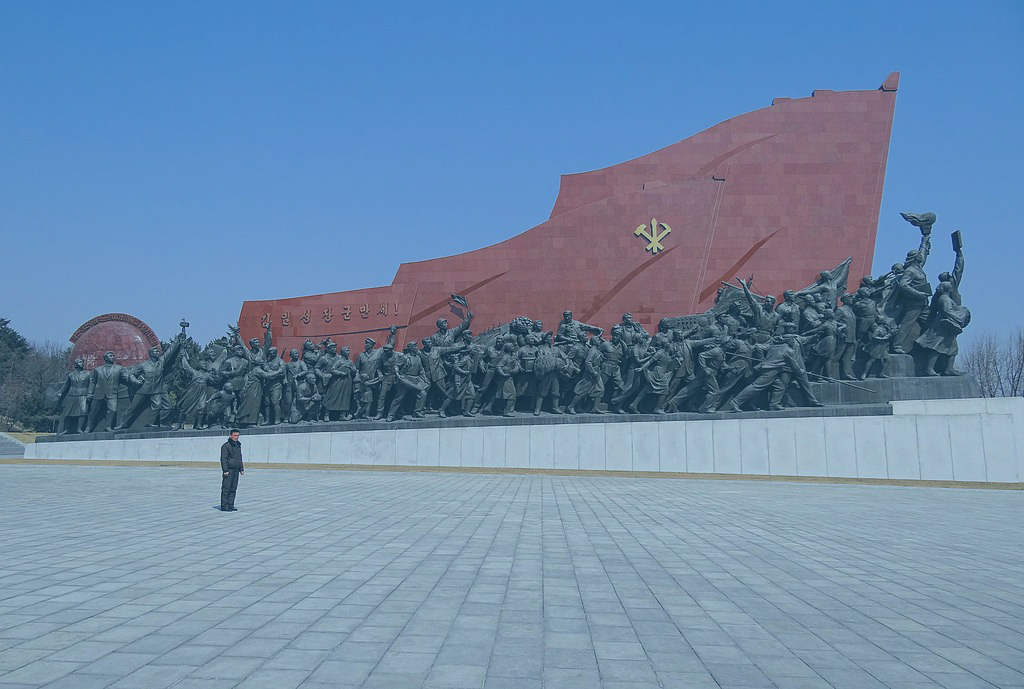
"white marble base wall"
24,398,1024,483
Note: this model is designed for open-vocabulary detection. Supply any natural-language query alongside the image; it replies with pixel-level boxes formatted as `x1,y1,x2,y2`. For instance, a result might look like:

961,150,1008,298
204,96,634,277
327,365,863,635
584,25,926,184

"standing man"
428,313,472,348
220,429,244,512
116,333,184,430
834,294,858,380
255,347,286,425
617,312,650,346
892,213,934,353
387,341,429,421
354,326,398,415
554,310,601,348
87,351,136,432
282,348,308,423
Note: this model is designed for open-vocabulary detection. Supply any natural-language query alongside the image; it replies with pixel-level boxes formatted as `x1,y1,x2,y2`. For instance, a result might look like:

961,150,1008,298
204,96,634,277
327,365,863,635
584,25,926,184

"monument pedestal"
810,372,980,406
25,398,1024,485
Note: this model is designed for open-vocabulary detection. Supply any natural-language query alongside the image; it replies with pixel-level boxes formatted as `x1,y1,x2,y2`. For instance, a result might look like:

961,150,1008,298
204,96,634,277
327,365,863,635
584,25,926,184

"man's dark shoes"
229,507,238,511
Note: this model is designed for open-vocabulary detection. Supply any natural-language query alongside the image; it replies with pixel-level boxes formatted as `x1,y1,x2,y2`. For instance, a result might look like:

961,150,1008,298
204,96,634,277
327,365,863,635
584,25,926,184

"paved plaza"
0,464,1022,689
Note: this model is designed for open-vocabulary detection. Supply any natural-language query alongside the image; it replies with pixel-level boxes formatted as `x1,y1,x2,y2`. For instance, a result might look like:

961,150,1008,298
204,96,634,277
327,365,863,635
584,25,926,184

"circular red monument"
69,313,162,371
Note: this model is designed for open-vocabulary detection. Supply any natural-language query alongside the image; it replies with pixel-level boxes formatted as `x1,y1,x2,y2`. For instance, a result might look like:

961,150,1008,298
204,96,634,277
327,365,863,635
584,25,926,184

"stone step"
0,432,26,457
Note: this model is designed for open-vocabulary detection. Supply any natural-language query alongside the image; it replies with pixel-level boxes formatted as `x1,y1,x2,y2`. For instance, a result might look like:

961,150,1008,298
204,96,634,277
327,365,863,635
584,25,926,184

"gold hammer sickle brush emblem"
634,217,671,254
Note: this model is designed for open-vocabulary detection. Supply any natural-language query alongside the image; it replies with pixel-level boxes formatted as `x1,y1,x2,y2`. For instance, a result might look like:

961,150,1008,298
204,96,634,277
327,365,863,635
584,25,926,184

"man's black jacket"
220,439,244,472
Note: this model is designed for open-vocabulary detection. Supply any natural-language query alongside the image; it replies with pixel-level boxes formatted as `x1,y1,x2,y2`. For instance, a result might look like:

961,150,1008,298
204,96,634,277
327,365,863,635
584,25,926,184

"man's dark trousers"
221,470,240,511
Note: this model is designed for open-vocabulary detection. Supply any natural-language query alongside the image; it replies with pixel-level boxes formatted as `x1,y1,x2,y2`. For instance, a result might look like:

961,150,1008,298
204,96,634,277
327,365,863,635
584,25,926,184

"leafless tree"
0,340,68,431
962,328,1024,397
1004,328,1024,397
962,333,1003,397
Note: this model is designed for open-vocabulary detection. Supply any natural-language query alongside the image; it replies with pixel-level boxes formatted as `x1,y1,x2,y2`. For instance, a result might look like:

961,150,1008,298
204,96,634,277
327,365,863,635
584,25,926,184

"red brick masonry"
241,74,899,355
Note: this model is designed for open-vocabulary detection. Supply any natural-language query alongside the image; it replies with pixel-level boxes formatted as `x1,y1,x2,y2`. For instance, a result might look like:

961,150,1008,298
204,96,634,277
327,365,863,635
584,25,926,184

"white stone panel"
101,440,127,461
657,423,686,473
631,422,660,472
395,429,418,466
605,423,633,471
983,397,1024,415
417,428,441,467
505,426,530,469
201,437,222,463
283,434,311,463
481,426,506,468
246,435,270,463
83,442,101,460
767,422,797,476
375,430,398,466
822,417,858,478
793,418,827,477
187,437,213,462
986,399,1024,481
460,426,485,467
884,416,921,480
437,427,461,467
923,399,988,415
437,427,462,468
329,432,356,465
552,425,578,470
144,439,165,460
121,439,141,461
84,440,106,460
916,416,953,480
738,419,770,475
948,415,986,482
145,438,173,461
578,425,606,471
712,419,742,475
264,434,296,463
175,437,193,462
308,433,332,464
124,438,145,458
685,422,714,473
436,427,460,464
528,425,555,469
981,414,1018,482
853,416,887,478
891,400,928,415
245,436,271,463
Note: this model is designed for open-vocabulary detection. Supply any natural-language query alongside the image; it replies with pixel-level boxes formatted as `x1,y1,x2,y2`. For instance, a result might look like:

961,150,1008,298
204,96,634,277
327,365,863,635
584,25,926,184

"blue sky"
1,1,1021,347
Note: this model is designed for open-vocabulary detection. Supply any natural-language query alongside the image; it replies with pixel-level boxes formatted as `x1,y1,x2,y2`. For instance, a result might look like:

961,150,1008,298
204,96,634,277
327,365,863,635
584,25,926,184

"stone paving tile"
0,660,82,686
233,667,312,689
108,663,192,688
0,464,1022,688
37,674,119,689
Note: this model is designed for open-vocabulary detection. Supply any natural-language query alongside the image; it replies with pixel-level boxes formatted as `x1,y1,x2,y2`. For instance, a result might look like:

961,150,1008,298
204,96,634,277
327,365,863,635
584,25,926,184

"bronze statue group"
55,212,970,434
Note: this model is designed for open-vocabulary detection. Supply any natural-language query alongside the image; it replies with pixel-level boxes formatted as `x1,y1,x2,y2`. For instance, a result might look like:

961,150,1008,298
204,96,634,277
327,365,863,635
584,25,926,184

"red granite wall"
241,74,899,356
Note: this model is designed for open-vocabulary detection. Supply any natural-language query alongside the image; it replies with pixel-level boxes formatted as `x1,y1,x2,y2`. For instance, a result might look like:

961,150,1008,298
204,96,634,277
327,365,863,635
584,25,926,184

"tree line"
0,317,69,432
